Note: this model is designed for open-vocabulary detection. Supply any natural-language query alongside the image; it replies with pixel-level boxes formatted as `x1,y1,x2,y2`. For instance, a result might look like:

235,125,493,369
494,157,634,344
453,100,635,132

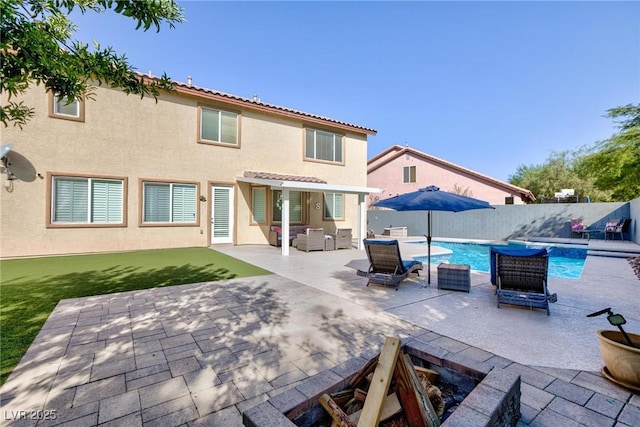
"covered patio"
237,172,382,255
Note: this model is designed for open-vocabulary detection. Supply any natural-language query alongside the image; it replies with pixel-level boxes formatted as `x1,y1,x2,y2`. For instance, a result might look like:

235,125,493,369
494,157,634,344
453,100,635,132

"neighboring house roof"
368,144,536,203
139,73,377,136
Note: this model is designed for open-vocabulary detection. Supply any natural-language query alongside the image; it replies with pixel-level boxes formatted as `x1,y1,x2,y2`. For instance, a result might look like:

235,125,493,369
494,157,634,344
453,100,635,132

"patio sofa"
269,224,309,247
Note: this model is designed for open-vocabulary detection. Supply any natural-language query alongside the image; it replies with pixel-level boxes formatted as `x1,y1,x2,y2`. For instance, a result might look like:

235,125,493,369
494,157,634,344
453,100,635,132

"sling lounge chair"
491,248,557,315
605,218,631,241
570,218,586,238
357,239,423,290
603,218,621,241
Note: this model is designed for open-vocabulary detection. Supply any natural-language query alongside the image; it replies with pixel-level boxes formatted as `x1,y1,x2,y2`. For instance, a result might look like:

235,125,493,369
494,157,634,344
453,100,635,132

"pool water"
413,241,586,279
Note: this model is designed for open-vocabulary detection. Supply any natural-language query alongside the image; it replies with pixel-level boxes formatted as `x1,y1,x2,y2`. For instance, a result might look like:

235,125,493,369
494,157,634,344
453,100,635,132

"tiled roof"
243,171,327,184
368,144,536,203
137,72,376,135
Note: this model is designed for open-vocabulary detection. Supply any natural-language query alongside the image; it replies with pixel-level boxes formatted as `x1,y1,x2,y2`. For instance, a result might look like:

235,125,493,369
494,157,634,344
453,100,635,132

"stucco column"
358,193,366,250
281,188,290,256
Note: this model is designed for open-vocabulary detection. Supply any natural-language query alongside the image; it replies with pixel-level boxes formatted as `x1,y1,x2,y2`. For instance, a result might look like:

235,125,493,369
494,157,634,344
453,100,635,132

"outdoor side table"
382,226,407,237
437,263,471,292
324,237,335,251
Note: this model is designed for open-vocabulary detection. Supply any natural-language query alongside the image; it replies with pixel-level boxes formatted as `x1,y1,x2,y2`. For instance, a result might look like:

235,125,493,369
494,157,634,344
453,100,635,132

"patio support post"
281,188,290,256
358,193,366,250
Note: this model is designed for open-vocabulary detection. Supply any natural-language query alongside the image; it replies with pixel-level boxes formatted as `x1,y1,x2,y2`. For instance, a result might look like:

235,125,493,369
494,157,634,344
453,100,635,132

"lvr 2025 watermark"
4,410,58,420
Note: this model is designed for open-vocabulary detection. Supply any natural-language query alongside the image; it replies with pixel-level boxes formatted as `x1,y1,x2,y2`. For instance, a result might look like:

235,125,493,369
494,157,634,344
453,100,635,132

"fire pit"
243,338,521,427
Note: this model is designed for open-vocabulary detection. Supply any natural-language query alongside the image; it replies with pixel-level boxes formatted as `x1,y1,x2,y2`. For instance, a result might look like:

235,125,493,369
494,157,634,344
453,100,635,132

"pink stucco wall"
368,151,526,205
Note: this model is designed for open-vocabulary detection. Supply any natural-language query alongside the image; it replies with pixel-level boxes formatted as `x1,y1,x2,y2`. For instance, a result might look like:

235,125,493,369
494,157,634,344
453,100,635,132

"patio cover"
237,172,382,255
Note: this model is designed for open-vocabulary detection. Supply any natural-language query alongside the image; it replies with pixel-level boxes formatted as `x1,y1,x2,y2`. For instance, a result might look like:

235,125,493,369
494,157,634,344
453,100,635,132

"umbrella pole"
427,210,432,285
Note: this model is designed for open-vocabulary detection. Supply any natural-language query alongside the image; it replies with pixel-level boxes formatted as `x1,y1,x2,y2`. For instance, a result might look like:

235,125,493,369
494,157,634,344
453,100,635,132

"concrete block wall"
629,197,640,244
367,201,636,241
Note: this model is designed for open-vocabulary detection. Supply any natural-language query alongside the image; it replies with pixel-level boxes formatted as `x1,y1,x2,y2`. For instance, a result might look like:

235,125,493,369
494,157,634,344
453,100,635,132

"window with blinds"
324,192,344,220
272,190,303,223
51,176,123,224
199,106,238,145
304,128,343,163
252,187,267,223
212,187,231,238
143,182,197,224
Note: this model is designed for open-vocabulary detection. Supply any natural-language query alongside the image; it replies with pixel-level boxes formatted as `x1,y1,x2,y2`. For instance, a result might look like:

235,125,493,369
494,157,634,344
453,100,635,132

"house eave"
136,73,377,136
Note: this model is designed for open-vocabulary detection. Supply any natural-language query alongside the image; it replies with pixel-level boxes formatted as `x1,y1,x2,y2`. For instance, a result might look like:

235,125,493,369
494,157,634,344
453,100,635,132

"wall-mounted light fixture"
199,195,207,202
1,143,15,181
1,143,15,192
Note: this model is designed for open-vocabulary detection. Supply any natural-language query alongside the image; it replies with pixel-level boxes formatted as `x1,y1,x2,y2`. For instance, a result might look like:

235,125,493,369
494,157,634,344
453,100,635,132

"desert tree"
1,0,184,128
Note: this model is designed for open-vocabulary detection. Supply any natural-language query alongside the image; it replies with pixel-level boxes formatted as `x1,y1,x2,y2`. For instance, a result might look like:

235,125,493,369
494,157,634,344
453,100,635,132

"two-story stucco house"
368,145,535,205
0,76,380,258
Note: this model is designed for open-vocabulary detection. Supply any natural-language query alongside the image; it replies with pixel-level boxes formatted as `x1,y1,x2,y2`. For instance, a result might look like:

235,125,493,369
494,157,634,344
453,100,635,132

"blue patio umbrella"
372,185,494,284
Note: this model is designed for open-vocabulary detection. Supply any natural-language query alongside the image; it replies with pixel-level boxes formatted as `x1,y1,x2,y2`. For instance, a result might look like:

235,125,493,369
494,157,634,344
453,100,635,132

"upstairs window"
324,192,344,220
50,175,124,226
199,106,239,145
305,128,343,163
403,166,416,183
49,93,84,122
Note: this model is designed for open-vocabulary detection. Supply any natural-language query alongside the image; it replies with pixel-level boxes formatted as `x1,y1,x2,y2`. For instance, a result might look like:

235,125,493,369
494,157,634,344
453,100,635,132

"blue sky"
71,1,639,181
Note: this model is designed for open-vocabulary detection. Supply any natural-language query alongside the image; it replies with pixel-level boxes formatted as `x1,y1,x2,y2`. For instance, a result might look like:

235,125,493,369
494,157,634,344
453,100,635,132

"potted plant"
587,308,640,391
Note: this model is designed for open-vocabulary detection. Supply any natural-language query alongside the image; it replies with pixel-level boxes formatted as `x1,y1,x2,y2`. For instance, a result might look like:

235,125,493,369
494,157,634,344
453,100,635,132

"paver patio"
1,238,639,426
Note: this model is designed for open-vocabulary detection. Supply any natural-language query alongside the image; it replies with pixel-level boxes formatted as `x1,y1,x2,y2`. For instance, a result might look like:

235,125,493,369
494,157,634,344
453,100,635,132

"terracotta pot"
596,330,640,390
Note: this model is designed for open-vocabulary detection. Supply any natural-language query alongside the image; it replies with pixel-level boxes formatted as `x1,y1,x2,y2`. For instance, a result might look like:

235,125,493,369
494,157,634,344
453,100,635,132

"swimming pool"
412,241,586,279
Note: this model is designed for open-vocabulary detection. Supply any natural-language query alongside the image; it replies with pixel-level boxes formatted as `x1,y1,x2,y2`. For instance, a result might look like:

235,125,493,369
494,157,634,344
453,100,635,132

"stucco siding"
1,85,369,258
368,152,526,205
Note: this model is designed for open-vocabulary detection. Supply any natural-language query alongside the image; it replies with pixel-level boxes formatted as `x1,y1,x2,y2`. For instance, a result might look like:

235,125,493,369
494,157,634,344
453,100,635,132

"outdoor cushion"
571,219,584,231
605,219,621,232
402,259,422,272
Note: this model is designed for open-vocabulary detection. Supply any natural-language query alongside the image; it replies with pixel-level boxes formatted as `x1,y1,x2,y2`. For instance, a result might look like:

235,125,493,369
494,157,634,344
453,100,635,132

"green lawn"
0,247,271,385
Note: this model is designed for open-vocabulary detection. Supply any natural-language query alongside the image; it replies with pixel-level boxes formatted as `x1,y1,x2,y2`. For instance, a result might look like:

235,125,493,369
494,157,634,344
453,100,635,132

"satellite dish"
0,144,13,160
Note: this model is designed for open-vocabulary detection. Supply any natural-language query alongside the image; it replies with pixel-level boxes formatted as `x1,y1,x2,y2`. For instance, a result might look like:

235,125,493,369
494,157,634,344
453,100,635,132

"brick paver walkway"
1,245,639,426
